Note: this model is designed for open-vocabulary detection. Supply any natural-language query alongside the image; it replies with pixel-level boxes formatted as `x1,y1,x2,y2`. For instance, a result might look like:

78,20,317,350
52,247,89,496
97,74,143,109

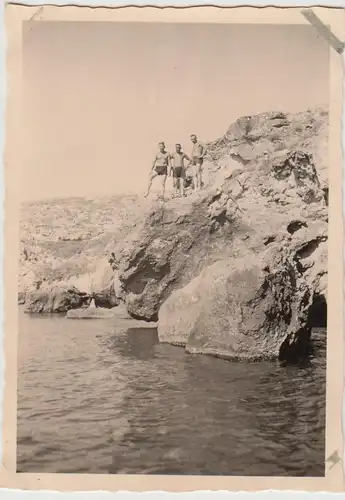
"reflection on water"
17,309,326,476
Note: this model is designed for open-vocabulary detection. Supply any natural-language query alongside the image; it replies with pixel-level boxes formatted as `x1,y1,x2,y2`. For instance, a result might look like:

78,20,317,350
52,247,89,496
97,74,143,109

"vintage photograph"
16,17,331,477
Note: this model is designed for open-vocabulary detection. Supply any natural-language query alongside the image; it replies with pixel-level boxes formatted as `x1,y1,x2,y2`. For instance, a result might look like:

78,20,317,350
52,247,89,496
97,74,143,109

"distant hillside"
19,194,150,296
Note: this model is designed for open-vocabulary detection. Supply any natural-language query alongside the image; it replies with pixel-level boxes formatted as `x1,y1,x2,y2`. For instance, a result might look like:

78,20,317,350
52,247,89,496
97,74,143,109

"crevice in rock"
213,210,227,227
278,327,312,363
93,289,119,309
323,187,329,206
278,293,327,363
229,152,251,166
129,310,159,323
307,293,327,328
208,192,223,205
263,235,276,246
125,260,171,295
295,238,324,260
124,246,148,273
271,121,290,128
287,220,308,235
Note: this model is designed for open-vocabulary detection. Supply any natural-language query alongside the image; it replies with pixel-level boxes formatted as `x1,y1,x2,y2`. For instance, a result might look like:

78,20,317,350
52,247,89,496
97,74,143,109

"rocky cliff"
114,106,328,360
19,194,150,311
21,106,328,361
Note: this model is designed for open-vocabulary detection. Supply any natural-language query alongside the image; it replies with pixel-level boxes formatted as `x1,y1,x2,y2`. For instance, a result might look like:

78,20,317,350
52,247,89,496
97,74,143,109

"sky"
22,22,329,201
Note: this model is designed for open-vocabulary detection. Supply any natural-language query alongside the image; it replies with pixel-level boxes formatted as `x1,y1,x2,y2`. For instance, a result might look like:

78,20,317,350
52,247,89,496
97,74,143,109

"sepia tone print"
2,3,344,493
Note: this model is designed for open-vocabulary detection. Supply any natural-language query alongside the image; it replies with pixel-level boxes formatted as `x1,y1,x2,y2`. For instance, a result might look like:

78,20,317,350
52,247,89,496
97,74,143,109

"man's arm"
184,153,192,165
183,153,191,166
200,144,207,159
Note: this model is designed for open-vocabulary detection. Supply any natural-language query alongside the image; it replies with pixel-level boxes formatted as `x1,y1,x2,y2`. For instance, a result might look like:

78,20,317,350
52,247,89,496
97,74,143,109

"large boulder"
116,191,246,322
158,251,313,361
24,285,90,314
115,143,327,323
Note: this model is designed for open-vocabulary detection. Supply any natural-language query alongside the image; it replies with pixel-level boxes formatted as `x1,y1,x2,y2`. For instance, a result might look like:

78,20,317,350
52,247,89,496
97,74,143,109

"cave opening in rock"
308,293,327,328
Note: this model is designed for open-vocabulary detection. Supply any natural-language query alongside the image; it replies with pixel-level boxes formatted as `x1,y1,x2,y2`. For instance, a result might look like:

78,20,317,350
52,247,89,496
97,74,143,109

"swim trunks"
155,165,167,176
192,156,203,166
173,166,184,178
154,151,170,176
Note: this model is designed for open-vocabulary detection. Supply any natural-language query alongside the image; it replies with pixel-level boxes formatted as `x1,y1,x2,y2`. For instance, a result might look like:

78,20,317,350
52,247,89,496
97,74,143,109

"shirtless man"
170,143,190,197
145,142,171,199
190,134,206,190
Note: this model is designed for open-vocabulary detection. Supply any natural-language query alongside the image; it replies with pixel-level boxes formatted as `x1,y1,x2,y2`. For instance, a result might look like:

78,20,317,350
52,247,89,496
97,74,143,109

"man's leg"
198,162,204,189
191,164,198,190
197,163,202,190
161,174,167,200
181,173,185,196
174,174,179,194
145,171,157,197
178,171,185,196
176,176,181,196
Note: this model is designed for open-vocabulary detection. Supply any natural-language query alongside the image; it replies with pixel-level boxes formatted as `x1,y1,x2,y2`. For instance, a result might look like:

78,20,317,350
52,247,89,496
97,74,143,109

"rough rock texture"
19,194,149,308
24,285,90,314
20,106,328,360
158,249,314,361
112,106,328,359
24,258,122,313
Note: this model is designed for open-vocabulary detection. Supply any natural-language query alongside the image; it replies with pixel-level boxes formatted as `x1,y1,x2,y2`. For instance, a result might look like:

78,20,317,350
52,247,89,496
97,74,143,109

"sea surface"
17,308,326,476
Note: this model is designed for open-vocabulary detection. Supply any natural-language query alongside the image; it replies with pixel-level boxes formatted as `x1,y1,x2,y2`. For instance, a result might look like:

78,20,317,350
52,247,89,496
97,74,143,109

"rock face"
24,285,90,314
19,194,149,308
87,258,120,309
20,106,328,360
24,258,121,313
115,193,244,322
112,106,328,360
158,250,314,361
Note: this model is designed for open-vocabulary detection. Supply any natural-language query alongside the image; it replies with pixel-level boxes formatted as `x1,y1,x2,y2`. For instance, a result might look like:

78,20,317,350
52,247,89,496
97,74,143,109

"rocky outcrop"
158,241,320,361
111,106,328,360
24,258,122,313
114,192,245,322
19,194,149,307
24,285,90,314
20,106,328,360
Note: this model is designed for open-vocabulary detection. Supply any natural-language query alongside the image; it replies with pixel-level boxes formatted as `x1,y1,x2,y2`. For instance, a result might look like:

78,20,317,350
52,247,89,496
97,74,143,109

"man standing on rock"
145,141,171,199
170,143,190,197
190,134,206,190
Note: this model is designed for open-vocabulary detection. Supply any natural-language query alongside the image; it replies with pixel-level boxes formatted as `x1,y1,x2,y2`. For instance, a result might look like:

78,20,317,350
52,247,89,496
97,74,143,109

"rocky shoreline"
19,106,328,362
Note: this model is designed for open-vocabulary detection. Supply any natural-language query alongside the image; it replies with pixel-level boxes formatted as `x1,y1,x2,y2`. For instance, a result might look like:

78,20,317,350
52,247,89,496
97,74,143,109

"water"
17,308,326,476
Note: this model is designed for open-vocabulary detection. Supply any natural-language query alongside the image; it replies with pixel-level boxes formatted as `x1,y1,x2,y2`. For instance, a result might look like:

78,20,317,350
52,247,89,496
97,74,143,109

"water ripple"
17,310,326,476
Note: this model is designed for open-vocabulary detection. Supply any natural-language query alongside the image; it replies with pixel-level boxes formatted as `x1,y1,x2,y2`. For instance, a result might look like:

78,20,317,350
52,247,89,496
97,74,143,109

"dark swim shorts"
155,165,168,176
173,167,184,178
192,156,204,166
